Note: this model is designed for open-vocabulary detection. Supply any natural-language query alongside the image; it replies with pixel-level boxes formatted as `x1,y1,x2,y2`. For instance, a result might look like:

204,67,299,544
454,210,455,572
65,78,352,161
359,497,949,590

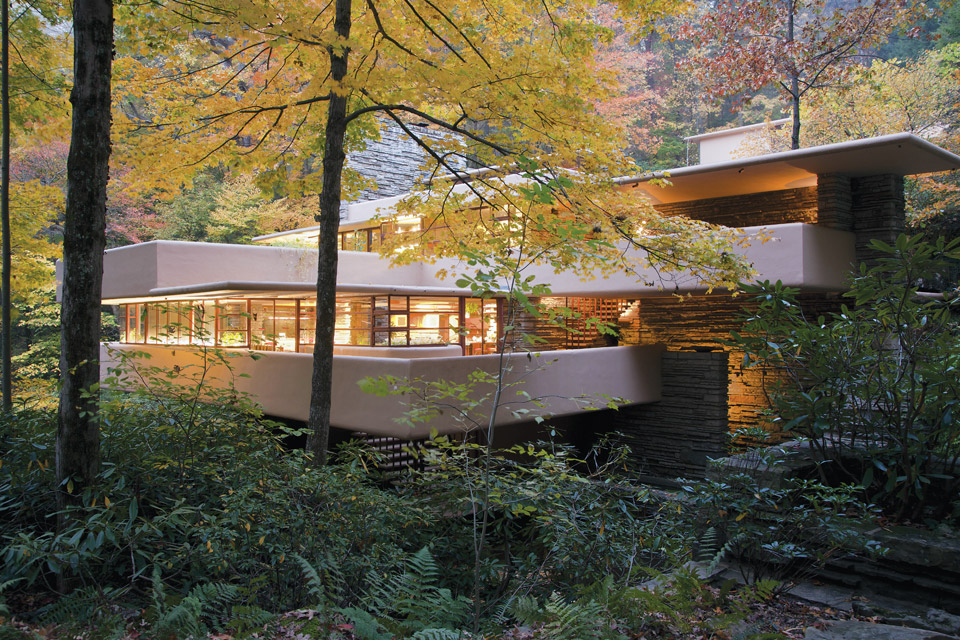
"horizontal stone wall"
620,295,768,436
654,187,818,227
610,350,729,480
619,293,844,436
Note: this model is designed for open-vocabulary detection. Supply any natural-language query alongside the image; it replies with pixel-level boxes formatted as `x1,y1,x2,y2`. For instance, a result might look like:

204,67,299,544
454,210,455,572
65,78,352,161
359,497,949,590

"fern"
149,564,168,621
542,592,606,640
741,578,780,602
227,605,276,635
575,575,617,609
187,581,239,631
337,607,391,640
600,581,689,636
410,629,468,640
153,596,204,639
704,531,747,576
294,553,327,606
187,581,239,613
33,585,127,628
146,566,239,639
695,526,722,563
0,578,21,618
510,592,608,640
371,546,441,610
363,547,471,637
293,552,347,609
509,594,544,626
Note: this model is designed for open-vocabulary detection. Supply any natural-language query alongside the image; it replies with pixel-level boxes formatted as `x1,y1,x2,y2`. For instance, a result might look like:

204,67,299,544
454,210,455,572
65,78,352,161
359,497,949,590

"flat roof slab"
621,133,960,204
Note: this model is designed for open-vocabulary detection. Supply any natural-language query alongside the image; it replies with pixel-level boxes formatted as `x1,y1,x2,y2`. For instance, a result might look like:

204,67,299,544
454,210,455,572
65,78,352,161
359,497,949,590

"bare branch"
365,0,439,68
346,98,514,156
419,0,492,69
381,108,496,209
401,0,467,64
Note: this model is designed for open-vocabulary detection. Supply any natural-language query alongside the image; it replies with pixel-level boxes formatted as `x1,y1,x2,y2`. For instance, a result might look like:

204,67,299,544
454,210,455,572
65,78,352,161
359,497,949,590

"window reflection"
409,297,458,346
335,296,372,346
115,294,504,355
217,301,249,346
464,298,499,355
251,300,297,351
298,300,316,353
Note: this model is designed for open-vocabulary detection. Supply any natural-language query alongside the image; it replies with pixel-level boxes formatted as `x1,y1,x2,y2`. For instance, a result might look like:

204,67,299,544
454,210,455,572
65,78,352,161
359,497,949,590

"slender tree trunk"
791,77,800,150
306,0,351,466
57,0,113,510
1,0,11,412
787,2,801,150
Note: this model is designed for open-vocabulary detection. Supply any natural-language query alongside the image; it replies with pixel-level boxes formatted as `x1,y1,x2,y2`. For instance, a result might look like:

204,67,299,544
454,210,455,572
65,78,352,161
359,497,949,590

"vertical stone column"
610,350,729,480
817,173,853,231
851,174,905,266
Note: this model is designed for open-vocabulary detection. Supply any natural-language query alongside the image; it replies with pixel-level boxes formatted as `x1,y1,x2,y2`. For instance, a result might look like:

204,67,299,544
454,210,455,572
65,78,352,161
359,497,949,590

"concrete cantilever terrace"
93,133,960,453
95,220,853,439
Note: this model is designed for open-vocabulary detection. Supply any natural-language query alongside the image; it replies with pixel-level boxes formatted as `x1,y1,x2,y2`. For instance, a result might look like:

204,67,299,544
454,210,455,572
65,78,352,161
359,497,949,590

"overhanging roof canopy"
618,133,960,205
102,281,480,305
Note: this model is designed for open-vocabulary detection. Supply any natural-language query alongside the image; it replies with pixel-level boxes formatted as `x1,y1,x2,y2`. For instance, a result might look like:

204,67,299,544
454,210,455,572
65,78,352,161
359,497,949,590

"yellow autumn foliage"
108,0,751,289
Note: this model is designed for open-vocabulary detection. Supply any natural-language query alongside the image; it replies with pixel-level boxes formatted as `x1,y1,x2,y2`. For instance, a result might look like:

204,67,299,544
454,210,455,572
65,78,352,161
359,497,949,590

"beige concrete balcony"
94,222,855,304
100,343,663,439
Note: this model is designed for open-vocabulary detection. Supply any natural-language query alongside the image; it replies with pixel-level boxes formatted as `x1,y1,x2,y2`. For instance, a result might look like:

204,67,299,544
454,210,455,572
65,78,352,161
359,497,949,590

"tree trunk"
1,0,11,412
57,0,113,509
787,2,801,150
305,0,351,466
791,79,800,150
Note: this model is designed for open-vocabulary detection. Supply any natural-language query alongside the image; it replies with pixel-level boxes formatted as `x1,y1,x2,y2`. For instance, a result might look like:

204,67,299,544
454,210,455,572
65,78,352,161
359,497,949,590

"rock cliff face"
342,121,469,215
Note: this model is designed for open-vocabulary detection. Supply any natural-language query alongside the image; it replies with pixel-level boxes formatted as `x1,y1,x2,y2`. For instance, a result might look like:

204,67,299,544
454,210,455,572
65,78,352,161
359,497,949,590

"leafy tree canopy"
108,0,751,292
682,0,933,148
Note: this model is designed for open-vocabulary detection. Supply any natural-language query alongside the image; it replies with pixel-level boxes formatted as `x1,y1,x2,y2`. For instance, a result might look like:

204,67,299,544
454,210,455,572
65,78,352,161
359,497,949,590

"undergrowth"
0,352,876,639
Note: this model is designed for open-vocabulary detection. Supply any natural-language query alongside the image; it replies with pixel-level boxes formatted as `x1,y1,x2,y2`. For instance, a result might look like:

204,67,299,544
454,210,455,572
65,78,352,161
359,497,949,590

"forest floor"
0,589,875,640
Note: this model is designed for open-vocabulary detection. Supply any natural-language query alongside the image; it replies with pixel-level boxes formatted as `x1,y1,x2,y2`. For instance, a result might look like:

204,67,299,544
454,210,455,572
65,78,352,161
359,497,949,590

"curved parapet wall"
100,343,663,439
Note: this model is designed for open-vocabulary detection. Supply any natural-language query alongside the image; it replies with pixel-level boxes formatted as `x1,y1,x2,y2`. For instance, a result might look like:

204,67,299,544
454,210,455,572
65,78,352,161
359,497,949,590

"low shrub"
0,343,792,637
399,437,685,624
681,455,882,587
728,234,960,523
0,346,427,617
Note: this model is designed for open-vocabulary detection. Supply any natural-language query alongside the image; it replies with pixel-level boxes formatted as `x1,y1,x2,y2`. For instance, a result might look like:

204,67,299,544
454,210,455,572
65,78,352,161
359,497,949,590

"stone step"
803,620,959,640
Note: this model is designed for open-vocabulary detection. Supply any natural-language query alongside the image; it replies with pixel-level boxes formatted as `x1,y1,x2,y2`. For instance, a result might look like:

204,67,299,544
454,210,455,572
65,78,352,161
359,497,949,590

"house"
94,132,960,478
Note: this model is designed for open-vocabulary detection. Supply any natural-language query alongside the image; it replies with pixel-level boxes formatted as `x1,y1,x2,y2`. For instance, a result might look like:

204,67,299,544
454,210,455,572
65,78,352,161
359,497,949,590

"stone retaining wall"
824,526,960,615
345,121,469,206
712,445,960,615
